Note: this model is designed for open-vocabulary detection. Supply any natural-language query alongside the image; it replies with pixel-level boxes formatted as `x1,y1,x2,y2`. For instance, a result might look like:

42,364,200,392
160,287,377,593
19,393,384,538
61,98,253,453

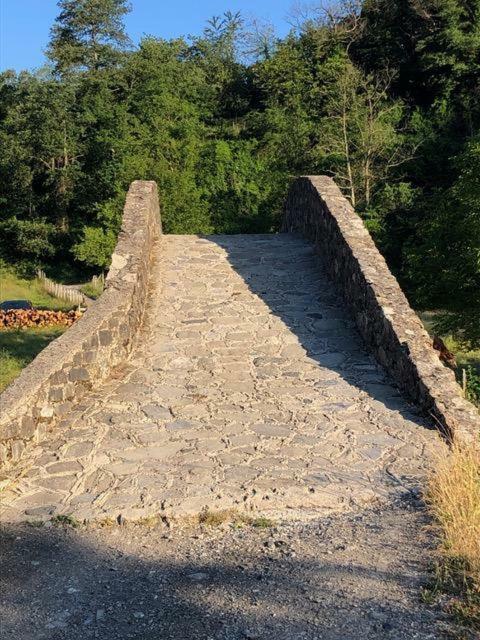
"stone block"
0,443,8,464
39,405,55,420
3,417,26,441
73,352,83,366
89,334,99,348
82,350,96,364
46,460,82,474
55,401,74,417
119,323,130,338
99,330,113,346
10,440,25,462
49,387,65,402
20,415,37,439
35,422,46,442
63,383,76,400
68,368,90,383
50,370,68,385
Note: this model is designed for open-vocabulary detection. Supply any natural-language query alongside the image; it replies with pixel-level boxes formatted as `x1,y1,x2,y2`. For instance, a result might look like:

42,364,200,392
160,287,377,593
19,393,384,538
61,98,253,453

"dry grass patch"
425,444,480,632
198,508,238,527
198,508,276,529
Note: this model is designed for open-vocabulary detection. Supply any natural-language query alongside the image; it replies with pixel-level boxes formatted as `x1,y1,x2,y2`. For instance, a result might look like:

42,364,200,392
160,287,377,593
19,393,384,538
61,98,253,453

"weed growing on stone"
251,516,276,529
52,514,80,528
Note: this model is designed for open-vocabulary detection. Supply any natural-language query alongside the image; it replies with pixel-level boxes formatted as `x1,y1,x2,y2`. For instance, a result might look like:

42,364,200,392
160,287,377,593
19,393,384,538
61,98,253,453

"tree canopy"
0,0,478,347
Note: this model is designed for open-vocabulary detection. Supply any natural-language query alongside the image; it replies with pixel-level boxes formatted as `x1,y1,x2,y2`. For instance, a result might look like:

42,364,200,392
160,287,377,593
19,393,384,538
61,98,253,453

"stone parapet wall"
0,181,161,466
283,176,479,443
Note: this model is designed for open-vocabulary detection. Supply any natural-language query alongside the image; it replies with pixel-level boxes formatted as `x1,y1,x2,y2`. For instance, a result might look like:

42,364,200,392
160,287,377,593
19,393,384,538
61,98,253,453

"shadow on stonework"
208,233,433,432
0,502,442,640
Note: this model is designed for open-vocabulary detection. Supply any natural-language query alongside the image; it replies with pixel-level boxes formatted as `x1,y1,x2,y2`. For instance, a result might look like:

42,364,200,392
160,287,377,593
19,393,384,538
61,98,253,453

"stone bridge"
0,177,478,524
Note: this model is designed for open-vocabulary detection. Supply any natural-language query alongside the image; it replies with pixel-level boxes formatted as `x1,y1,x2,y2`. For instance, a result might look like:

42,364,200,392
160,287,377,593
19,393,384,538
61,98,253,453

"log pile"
0,309,83,329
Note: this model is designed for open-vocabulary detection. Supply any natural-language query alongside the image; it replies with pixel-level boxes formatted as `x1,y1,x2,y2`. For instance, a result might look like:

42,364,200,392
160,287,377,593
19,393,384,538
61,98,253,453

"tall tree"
406,135,480,348
48,0,131,74
1,1,478,351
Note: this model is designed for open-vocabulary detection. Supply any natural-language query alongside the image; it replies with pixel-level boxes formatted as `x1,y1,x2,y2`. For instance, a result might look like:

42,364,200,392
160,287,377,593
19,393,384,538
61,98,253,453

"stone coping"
0,181,161,466
283,176,479,443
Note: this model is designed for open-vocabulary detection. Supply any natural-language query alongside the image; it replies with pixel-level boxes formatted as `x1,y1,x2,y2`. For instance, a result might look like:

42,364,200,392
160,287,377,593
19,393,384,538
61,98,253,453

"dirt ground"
0,497,461,640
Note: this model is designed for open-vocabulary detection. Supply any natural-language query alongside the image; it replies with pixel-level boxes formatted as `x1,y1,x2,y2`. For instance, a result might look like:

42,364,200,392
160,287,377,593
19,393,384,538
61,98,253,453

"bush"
0,218,56,271
72,226,117,269
462,367,480,406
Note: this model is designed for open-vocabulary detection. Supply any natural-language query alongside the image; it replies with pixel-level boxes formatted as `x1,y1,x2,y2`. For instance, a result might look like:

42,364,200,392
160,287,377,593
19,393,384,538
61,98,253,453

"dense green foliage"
0,0,478,346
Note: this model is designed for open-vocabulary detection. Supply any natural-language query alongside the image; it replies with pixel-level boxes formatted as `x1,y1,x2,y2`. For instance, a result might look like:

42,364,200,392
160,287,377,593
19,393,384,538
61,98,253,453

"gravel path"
0,500,453,640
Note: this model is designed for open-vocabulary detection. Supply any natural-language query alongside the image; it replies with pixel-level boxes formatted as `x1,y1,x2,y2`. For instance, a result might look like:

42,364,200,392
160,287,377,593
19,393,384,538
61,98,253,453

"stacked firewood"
0,309,83,329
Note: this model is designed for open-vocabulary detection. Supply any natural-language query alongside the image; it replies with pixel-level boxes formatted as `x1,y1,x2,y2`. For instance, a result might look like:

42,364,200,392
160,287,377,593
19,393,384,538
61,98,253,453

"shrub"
462,367,480,406
72,226,117,269
0,218,56,270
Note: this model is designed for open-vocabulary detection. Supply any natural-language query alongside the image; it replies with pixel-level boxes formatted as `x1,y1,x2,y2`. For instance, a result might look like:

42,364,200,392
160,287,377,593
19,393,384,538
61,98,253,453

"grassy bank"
80,279,104,300
444,338,480,406
425,446,480,635
0,327,66,393
0,269,72,392
420,310,479,633
419,311,480,406
0,269,69,310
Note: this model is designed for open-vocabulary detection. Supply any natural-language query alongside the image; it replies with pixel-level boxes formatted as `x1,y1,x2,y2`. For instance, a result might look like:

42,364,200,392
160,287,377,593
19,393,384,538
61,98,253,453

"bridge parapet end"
0,181,161,467
284,175,479,443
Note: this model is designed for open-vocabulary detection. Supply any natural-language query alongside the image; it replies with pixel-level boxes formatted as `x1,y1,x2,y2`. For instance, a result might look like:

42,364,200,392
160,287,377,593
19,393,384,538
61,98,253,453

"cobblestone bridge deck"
0,234,442,523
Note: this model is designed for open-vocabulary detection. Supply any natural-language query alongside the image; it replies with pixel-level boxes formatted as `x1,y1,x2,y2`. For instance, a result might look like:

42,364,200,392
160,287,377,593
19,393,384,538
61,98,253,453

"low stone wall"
0,181,161,466
283,176,479,443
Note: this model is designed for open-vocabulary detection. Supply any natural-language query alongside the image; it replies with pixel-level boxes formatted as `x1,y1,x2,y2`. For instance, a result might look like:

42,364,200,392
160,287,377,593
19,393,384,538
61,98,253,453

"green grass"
251,516,276,528
0,269,75,393
0,327,65,393
419,311,480,364
0,269,70,310
419,310,480,405
443,339,480,374
80,281,104,300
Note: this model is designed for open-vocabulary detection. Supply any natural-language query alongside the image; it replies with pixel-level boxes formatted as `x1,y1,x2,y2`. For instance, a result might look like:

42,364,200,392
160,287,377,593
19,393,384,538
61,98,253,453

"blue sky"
0,0,297,72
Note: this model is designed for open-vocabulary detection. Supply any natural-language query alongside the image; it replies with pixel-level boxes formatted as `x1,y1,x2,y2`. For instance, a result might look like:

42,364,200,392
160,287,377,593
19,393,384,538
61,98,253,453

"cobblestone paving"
0,234,443,523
